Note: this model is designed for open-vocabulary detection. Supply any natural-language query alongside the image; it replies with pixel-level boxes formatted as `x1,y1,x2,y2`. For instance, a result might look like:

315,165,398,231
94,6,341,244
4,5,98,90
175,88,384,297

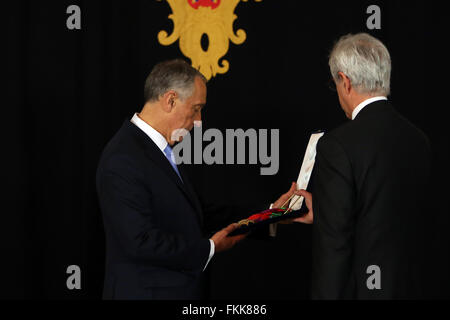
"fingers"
223,225,247,249
293,210,313,224
287,182,297,196
232,233,248,242
294,189,312,204
289,182,297,192
295,215,313,224
280,182,298,204
223,223,239,235
224,223,248,241
281,182,297,199
294,189,308,196
211,223,246,253
294,217,306,223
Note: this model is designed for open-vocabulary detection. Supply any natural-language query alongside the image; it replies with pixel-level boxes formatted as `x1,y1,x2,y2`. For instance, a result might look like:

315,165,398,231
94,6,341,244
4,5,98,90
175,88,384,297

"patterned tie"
163,144,183,182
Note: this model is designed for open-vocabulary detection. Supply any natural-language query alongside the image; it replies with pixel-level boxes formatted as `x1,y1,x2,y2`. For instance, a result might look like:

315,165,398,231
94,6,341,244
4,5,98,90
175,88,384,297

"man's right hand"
211,223,247,253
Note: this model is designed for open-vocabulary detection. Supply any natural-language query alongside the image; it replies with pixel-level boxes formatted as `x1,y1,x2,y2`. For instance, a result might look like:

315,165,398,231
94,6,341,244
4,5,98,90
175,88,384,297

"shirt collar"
130,113,168,153
352,96,388,120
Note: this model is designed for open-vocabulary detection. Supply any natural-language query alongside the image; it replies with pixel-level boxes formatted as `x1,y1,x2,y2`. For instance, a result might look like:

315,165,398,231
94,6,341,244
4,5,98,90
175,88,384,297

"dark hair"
144,59,206,102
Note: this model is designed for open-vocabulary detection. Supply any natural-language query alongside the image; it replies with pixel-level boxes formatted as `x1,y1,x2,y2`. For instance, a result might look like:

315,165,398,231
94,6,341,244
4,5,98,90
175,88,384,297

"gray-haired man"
311,33,432,299
96,59,306,299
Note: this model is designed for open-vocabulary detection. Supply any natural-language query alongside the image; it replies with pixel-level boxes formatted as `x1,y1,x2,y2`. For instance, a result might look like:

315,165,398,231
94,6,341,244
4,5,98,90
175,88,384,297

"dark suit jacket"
311,100,432,299
96,120,262,300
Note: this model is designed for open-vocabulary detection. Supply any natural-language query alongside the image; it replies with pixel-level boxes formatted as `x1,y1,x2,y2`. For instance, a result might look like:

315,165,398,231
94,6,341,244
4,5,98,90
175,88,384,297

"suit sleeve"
97,154,210,272
311,135,356,299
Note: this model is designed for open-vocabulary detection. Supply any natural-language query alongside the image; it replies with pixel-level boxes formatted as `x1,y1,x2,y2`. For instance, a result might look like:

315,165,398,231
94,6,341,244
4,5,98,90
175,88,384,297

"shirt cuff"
203,239,215,271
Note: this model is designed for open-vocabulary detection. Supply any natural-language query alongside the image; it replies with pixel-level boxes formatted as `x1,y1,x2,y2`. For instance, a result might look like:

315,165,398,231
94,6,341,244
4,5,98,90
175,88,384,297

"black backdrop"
4,0,449,299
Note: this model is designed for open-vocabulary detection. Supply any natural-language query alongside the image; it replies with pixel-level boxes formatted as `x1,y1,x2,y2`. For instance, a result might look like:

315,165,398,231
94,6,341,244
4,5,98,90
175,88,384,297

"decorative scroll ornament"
157,0,262,80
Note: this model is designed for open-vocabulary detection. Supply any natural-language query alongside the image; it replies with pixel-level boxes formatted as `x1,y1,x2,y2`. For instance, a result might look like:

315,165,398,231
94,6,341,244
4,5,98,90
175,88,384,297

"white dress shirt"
352,96,388,120
130,113,215,271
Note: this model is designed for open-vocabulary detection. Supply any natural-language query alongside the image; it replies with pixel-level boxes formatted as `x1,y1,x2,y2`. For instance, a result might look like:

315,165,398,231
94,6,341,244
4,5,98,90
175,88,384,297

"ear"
161,90,177,113
338,72,352,95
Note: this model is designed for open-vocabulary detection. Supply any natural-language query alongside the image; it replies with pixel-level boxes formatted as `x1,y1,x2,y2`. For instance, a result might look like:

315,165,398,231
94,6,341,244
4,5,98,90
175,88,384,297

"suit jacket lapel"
125,121,203,222
178,166,203,225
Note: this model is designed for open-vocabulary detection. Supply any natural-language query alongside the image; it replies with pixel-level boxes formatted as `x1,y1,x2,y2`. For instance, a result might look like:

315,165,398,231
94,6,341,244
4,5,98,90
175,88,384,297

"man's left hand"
272,182,298,209
272,183,313,225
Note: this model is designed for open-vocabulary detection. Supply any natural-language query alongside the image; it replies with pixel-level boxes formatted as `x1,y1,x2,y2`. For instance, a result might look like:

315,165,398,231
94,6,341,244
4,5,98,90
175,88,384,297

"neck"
347,93,380,118
138,103,172,144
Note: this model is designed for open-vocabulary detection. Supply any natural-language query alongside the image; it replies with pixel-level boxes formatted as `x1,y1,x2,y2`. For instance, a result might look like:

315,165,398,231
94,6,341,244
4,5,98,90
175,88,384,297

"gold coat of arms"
158,0,262,80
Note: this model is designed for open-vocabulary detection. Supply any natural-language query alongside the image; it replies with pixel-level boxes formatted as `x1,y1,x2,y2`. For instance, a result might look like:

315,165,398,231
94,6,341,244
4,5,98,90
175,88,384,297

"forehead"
190,76,207,102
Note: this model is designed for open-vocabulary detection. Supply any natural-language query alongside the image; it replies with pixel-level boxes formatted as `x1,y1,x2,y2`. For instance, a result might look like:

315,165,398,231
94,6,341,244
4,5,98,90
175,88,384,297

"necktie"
163,144,183,182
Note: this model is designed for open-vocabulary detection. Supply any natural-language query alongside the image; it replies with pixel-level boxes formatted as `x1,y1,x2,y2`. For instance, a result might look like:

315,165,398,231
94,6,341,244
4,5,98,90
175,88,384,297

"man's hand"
292,189,313,224
272,182,314,224
272,182,298,209
211,223,247,253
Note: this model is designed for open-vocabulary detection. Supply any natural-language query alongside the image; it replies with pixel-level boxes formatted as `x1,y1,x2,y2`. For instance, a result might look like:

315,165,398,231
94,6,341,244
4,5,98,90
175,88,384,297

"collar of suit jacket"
130,113,168,155
352,96,388,120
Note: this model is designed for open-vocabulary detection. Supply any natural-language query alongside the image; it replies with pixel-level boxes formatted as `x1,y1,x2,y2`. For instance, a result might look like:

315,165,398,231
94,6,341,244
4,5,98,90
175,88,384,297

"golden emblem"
157,0,262,80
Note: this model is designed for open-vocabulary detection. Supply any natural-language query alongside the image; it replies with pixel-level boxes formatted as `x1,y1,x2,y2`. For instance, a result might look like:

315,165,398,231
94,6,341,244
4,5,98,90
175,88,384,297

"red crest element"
188,0,221,10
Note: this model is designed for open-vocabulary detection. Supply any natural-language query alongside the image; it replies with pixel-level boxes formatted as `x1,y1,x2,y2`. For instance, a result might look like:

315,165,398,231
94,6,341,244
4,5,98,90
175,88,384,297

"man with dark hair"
311,33,432,299
96,59,308,299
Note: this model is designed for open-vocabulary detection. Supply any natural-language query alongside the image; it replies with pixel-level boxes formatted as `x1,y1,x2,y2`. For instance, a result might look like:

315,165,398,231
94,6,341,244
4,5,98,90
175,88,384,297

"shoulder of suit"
322,120,357,146
394,112,431,146
317,129,349,157
100,129,146,170
100,151,143,174
322,100,393,142
105,123,144,153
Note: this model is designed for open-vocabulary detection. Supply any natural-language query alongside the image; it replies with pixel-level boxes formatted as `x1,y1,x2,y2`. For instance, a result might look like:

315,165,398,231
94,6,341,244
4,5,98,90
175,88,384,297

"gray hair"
144,59,207,102
329,33,391,96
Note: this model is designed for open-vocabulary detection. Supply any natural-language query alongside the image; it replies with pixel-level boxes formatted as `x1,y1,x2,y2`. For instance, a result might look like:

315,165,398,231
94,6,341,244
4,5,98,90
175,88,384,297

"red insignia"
188,0,221,10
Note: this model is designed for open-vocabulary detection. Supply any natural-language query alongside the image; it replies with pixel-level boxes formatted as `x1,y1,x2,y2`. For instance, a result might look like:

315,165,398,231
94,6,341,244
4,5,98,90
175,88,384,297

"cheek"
187,109,196,120
180,109,196,127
